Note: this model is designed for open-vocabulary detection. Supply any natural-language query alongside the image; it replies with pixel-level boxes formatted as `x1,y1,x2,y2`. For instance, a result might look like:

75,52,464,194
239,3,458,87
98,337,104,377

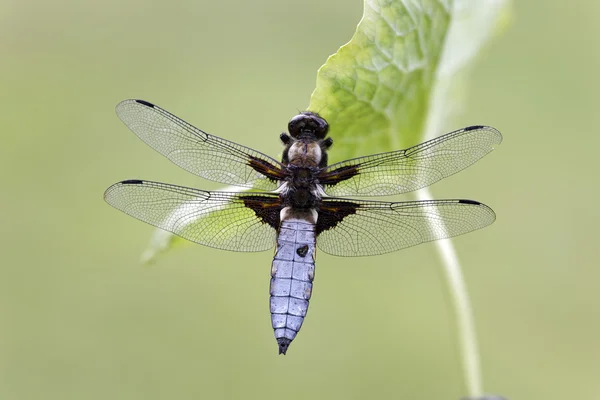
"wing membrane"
104,180,280,252
320,126,502,196
116,100,284,190
316,198,495,257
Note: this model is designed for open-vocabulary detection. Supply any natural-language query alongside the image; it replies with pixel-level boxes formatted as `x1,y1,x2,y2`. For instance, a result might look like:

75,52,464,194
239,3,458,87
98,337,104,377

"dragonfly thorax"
278,164,323,209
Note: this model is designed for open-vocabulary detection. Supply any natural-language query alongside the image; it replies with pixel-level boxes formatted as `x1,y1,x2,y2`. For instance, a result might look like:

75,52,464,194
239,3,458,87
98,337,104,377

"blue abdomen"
270,218,316,354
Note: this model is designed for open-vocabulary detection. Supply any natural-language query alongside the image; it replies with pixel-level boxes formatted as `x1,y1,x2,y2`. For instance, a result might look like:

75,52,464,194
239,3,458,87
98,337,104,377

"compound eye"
288,112,329,138
288,114,307,138
313,117,329,139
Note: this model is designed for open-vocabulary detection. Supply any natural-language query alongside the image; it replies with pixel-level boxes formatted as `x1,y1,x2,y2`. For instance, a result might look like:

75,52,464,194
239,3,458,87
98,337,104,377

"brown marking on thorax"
287,142,322,168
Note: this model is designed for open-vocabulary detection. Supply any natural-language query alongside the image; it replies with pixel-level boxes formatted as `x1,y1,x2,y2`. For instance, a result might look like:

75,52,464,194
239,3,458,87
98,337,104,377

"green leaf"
140,226,192,265
142,0,510,263
309,0,509,161
309,0,452,161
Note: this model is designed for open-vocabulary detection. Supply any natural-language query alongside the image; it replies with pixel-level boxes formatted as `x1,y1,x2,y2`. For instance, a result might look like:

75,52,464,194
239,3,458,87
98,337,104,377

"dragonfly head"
288,111,329,139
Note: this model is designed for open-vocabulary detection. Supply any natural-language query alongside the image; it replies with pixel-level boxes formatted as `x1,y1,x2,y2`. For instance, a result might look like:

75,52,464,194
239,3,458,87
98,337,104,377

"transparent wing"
316,198,495,257
320,126,502,196
116,100,285,191
104,180,280,252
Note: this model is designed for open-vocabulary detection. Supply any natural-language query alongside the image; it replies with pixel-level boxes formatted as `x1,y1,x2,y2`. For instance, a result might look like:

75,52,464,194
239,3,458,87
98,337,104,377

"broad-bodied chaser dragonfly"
104,99,501,355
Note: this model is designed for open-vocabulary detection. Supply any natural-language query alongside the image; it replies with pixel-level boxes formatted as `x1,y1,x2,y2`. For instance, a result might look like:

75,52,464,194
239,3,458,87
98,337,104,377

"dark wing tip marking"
464,125,503,145
135,99,155,108
457,199,497,222
120,179,144,185
464,125,485,131
103,180,144,203
458,199,482,205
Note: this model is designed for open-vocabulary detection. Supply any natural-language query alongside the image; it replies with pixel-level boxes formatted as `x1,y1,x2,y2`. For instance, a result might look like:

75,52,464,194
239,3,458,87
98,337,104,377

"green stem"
417,188,482,398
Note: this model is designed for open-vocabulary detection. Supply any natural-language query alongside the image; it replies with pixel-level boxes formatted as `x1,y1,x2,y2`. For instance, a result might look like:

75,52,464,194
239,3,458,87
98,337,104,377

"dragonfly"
104,99,502,355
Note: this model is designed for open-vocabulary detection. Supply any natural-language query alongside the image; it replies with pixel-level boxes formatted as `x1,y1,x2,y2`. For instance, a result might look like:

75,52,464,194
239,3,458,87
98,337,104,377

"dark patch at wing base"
240,194,281,230
248,156,287,183
315,199,360,236
317,165,360,187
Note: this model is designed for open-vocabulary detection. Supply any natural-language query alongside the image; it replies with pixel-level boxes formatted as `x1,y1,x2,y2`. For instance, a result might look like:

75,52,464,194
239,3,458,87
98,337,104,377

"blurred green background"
2,0,599,399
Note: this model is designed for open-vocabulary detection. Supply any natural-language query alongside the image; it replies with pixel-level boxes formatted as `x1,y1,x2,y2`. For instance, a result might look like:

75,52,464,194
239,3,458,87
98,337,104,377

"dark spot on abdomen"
296,245,309,257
